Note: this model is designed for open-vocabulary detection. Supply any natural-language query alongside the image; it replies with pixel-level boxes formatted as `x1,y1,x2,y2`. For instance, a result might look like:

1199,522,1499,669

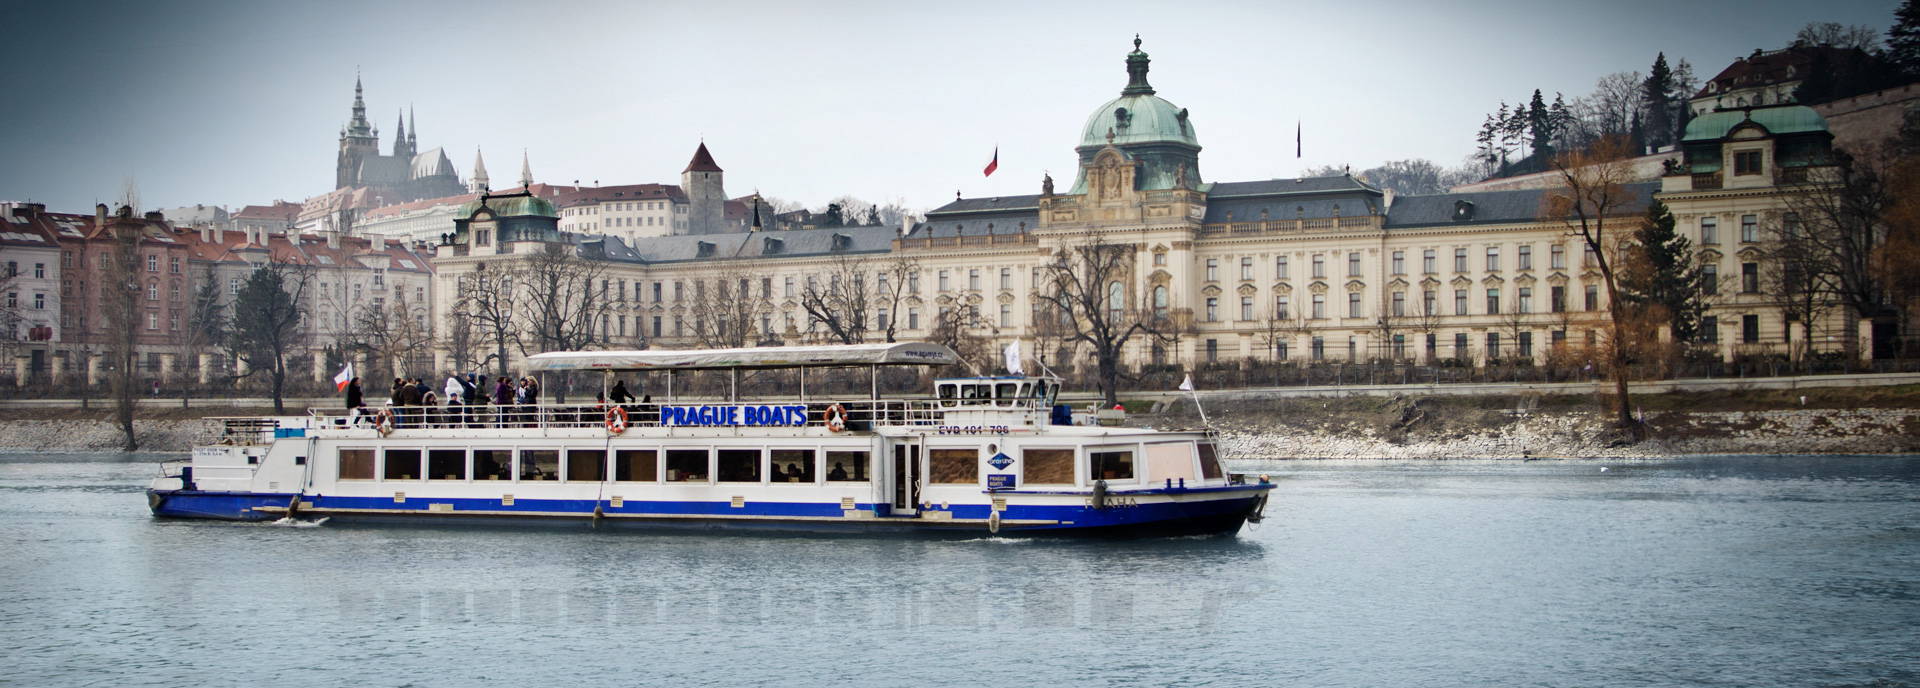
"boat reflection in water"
148,343,1271,537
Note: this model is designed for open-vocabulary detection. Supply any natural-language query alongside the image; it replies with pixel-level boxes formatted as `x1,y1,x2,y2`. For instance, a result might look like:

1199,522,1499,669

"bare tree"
685,262,763,348
1797,21,1882,50
515,242,614,357
447,262,517,378
228,253,313,415
927,302,990,377
1781,144,1898,360
1760,215,1841,372
1032,231,1169,407
799,254,877,344
176,263,225,407
100,208,143,449
1545,136,1644,431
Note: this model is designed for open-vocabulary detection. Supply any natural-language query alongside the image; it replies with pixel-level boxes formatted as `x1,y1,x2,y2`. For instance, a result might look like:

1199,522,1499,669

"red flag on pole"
983,146,998,177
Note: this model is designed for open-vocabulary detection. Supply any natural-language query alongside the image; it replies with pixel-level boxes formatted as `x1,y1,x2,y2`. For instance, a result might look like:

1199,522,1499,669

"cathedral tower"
336,76,380,189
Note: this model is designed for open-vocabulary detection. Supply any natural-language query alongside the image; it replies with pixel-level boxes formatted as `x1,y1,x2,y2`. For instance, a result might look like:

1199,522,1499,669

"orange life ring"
823,404,848,433
374,408,395,436
606,406,629,434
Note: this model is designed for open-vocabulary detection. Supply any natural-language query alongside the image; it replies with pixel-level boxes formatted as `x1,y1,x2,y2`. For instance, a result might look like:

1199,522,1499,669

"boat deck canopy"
524,342,959,372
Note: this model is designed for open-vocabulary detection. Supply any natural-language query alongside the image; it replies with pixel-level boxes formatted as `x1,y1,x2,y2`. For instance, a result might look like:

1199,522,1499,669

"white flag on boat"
333,362,354,391
1003,340,1023,375
1179,374,1194,392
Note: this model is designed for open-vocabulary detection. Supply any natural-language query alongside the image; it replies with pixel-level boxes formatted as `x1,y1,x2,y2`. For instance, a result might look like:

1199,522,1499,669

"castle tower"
336,76,380,189
472,148,489,193
518,149,534,189
681,142,725,235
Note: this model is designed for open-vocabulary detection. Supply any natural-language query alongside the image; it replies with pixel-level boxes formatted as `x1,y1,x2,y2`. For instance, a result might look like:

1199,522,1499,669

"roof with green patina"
1682,106,1829,142
457,191,558,219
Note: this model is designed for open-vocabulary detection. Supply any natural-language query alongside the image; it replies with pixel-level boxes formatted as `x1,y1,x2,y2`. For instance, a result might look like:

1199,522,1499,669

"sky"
0,0,1904,216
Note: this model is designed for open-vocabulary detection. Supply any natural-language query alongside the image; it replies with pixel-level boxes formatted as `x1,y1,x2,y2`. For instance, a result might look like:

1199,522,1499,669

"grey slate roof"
1206,175,1376,197
1202,194,1382,224
1384,182,1659,228
925,194,1041,215
604,225,899,264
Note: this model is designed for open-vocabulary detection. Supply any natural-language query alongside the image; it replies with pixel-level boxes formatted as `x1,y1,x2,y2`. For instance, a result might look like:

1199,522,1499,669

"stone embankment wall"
1211,407,1920,459
0,420,203,453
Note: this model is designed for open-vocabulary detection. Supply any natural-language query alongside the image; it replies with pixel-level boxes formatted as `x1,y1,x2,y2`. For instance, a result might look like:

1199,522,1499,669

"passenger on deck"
769,464,786,482
828,462,849,481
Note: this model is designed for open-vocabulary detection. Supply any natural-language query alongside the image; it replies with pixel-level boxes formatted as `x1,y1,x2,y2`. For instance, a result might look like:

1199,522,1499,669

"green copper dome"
457,192,558,219
1682,105,1829,142
1077,37,1198,150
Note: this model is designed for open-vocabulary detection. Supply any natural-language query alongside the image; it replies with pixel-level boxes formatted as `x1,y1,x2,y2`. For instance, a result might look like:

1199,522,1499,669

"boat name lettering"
937,425,1009,435
662,404,810,427
1085,496,1139,508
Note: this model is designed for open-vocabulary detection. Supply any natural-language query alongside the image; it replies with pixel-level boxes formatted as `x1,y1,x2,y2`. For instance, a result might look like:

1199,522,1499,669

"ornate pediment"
1151,243,1169,254
1481,274,1506,287
1698,248,1725,262
1387,277,1409,289
1200,284,1223,297
935,294,954,306
1736,246,1764,261
1148,269,1171,284
1344,279,1366,292
964,293,983,305
1513,273,1537,287
903,295,924,306
996,291,1016,304
1236,283,1258,296
1272,282,1293,295
1450,275,1473,289
1419,276,1441,289
1308,280,1329,295
1546,272,1569,287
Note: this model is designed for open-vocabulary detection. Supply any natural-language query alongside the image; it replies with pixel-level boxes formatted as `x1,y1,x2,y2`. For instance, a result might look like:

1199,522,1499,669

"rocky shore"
0,401,1914,458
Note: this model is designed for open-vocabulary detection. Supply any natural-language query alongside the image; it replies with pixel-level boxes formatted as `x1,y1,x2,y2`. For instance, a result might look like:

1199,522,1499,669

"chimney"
96,204,107,230
326,227,341,250
1383,189,1395,211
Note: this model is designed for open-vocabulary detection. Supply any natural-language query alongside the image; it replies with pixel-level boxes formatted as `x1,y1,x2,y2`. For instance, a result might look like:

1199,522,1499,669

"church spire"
1121,35,1155,96
472,148,489,193
344,75,374,140
393,109,407,156
407,106,417,151
519,149,533,189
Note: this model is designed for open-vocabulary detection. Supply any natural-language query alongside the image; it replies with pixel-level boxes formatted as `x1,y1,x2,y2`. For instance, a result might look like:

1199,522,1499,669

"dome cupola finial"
1122,35,1154,96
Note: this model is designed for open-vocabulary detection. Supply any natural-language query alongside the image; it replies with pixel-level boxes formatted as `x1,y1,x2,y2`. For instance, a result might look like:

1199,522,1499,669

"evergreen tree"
1548,93,1575,150
1643,53,1676,149
1527,89,1552,157
1795,50,1838,104
1619,198,1710,342
821,202,844,228
1893,0,1920,76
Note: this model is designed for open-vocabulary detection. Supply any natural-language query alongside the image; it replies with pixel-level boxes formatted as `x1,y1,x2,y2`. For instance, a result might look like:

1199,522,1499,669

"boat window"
615,450,658,482
929,448,978,484
938,384,958,408
474,449,511,480
1023,448,1074,485
428,450,466,481
1089,450,1134,481
771,449,814,483
567,449,605,482
825,450,868,482
995,383,1018,406
1145,442,1196,482
384,449,421,481
338,449,374,480
666,449,708,482
520,450,559,481
717,449,760,483
1017,382,1032,401
1197,442,1223,480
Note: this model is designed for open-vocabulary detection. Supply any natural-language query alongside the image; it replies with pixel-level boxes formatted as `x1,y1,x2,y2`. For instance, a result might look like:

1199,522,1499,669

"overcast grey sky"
0,0,1901,215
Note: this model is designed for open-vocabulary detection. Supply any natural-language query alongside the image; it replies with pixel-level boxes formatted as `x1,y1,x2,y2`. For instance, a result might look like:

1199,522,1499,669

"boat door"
891,441,920,516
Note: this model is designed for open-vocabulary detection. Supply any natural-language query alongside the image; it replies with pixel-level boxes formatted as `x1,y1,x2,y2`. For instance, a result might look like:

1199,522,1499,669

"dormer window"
1452,200,1476,222
762,237,784,255
1734,151,1763,176
696,241,716,258
830,233,851,251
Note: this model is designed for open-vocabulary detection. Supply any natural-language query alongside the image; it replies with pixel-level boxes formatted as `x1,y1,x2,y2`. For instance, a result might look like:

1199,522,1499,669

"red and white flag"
333,362,354,391
983,146,998,177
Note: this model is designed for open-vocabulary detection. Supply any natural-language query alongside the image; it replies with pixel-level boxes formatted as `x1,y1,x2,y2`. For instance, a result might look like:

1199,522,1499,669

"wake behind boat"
147,342,1272,537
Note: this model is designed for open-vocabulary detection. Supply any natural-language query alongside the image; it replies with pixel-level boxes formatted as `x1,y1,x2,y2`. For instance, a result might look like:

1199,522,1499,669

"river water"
1,454,1914,687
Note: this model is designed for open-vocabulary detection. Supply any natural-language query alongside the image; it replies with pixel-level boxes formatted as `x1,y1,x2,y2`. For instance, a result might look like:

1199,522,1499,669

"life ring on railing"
823,404,848,433
373,408,395,436
606,406,629,435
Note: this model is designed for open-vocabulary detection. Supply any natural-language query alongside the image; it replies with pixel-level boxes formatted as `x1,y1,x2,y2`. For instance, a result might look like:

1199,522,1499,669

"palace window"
1700,218,1718,245
1734,150,1762,176
1348,252,1361,277
969,269,980,291
1000,268,1011,290
1423,290,1436,316
1206,259,1218,282
1486,288,1501,315
1241,257,1253,281
1240,296,1253,321
1517,245,1532,271
1742,263,1760,293
1454,289,1467,315
1585,284,1599,311
1741,215,1758,243
1274,295,1289,320
1486,246,1501,272
1550,244,1566,269
1312,255,1325,279
1392,251,1404,275
1205,297,1218,322
1154,286,1169,321
1517,287,1532,313
1703,265,1719,295
1348,292,1362,318
1276,255,1289,279
1454,248,1468,272
1551,286,1566,312
1311,294,1325,319
938,270,949,291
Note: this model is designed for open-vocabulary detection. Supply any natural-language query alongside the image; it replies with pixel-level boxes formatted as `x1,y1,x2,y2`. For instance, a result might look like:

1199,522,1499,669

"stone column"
198,353,213,385
87,354,103,386
159,353,176,383
312,350,328,383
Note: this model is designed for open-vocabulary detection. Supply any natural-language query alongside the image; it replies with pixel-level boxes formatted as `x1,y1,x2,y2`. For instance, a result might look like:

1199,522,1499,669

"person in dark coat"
398,378,422,427
493,377,513,427
345,377,364,426
610,380,634,406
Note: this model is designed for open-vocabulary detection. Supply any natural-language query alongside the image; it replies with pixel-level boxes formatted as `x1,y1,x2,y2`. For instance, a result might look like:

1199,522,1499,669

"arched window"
1152,285,1168,321
1107,281,1124,320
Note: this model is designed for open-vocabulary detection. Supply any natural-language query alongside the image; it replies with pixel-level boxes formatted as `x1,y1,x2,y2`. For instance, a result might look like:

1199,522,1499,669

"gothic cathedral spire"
519,149,534,189
472,148,489,193
393,109,407,156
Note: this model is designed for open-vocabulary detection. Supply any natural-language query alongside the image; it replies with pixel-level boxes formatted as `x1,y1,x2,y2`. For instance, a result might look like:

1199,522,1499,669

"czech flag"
983,146,998,177
334,362,354,391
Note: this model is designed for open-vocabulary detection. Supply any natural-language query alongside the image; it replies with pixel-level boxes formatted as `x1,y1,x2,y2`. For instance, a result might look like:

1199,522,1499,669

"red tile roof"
1694,46,1858,100
552,183,685,208
683,143,722,173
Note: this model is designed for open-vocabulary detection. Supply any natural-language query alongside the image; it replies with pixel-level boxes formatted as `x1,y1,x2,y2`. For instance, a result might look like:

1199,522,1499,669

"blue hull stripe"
148,488,1270,534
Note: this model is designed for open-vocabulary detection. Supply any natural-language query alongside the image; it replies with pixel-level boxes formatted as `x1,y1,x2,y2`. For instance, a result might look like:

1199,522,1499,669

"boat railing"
196,417,283,446
304,398,1041,432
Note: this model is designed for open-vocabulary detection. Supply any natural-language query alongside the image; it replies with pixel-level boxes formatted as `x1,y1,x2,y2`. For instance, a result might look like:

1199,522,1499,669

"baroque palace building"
428,40,1849,374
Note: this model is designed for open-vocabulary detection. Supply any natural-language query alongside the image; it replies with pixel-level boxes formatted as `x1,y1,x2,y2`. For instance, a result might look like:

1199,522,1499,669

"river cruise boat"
148,343,1272,537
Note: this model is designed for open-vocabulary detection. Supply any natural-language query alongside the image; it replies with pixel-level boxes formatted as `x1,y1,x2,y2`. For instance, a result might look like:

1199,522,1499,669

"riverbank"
1,386,1917,456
